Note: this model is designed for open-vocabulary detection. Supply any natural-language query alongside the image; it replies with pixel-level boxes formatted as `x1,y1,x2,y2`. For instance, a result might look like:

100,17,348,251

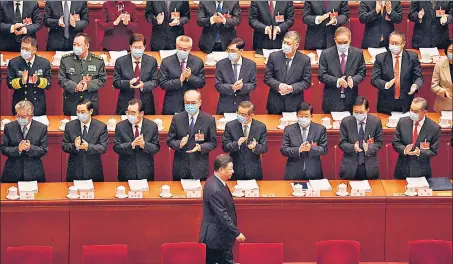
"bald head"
184,90,202,104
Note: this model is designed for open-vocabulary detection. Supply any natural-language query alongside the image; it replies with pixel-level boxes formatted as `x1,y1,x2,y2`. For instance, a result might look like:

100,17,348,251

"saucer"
404,191,417,197
419,59,432,64
160,193,172,198
6,195,19,200
292,192,304,197
66,194,79,199
386,123,397,128
336,191,349,197
232,192,245,197
115,194,128,199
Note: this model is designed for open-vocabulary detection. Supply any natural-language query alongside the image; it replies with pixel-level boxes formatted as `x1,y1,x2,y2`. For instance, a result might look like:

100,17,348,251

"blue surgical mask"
448,52,453,61
127,115,138,125
185,104,199,116
337,44,349,54
177,50,189,61
282,43,292,55
353,113,367,122
77,113,90,123
17,117,29,127
73,46,84,56
298,117,311,128
228,52,239,62
131,48,144,59
237,115,247,124
409,111,420,122
389,44,401,55
21,49,32,61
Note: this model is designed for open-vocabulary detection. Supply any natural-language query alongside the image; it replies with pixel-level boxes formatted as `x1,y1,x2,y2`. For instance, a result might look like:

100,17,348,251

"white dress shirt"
336,48,349,88
215,174,226,186
131,119,143,135
188,111,199,127
231,56,242,81
285,52,295,72
413,116,425,136
132,56,142,72
299,124,310,142
356,116,367,134
21,120,32,134
242,119,252,135
62,1,72,12
80,118,91,134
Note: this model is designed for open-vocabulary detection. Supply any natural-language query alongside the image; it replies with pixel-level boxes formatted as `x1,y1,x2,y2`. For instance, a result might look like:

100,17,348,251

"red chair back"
162,243,206,264
408,240,452,264
348,18,365,48
239,243,283,264
385,143,399,179
334,145,343,179
94,19,104,51
406,19,415,48
5,246,52,264
83,245,128,264
448,142,452,179
316,240,360,264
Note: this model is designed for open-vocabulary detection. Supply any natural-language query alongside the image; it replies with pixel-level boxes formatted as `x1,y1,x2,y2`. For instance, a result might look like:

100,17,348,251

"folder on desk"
427,177,453,191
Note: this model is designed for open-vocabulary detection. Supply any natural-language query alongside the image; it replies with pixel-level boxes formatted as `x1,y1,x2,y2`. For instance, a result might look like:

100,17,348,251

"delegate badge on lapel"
83,74,93,82
367,136,375,144
195,130,205,142
224,11,232,18
23,17,32,25
311,141,318,147
171,8,180,19
420,140,430,150
436,9,445,17
88,64,97,72
275,12,284,23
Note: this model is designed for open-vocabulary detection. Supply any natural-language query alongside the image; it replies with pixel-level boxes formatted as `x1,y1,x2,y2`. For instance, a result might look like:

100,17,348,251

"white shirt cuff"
315,16,322,25
10,25,15,33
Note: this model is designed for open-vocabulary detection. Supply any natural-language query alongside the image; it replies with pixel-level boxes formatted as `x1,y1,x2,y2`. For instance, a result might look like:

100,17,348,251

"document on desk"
224,113,238,121
441,111,452,119
309,179,332,191
18,181,38,193
181,179,202,191
316,49,324,59
349,180,372,192
128,179,149,191
73,180,95,191
159,50,177,60
331,111,351,121
32,116,50,127
419,48,439,57
282,112,297,119
237,180,260,190
406,177,429,188
368,47,387,58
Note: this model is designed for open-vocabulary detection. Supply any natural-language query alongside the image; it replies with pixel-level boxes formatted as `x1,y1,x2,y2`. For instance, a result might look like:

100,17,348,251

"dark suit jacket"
62,119,108,182
371,50,424,115
318,46,366,113
359,1,403,48
280,122,328,180
215,57,257,114
248,1,294,53
145,1,190,51
303,1,349,50
113,54,159,115
392,116,441,179
1,120,48,183
167,111,217,180
339,114,383,179
222,119,268,180
43,1,89,51
408,1,453,49
197,1,241,53
199,175,239,250
99,1,139,51
0,1,42,52
159,54,206,115
264,50,312,114
7,55,52,116
113,118,160,181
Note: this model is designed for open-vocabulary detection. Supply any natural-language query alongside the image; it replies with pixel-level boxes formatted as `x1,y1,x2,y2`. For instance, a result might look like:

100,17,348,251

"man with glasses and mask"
58,33,107,116
113,99,160,182
167,90,217,180
339,96,383,180
160,35,206,115
264,31,311,115
215,38,256,114
113,34,159,115
1,101,48,183
371,31,423,115
222,101,267,180
392,97,441,179
281,102,328,180
62,99,108,182
7,36,51,116
319,26,366,114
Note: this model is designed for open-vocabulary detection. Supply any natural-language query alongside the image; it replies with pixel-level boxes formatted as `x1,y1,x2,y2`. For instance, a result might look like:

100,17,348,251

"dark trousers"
212,42,224,52
354,164,368,180
206,247,234,264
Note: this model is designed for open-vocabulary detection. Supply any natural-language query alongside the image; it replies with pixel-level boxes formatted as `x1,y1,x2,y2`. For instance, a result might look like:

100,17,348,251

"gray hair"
284,31,301,44
238,101,255,115
412,97,428,111
389,31,406,43
176,35,193,48
15,101,34,115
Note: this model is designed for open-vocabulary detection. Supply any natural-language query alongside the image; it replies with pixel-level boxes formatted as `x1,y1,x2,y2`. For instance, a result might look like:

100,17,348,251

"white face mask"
282,43,293,54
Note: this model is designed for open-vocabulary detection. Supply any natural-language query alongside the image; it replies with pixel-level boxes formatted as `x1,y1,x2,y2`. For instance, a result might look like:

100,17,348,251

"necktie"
340,53,346,75
166,1,171,12
412,121,420,147
134,61,141,99
394,56,400,99
358,122,365,165
189,116,195,134
22,126,28,139
269,1,274,15
27,62,31,69
15,2,21,23
64,1,70,39
302,128,307,142
180,60,185,72
432,1,436,9
324,1,329,11
225,183,232,197
233,63,239,82
82,125,88,140
215,2,222,42
134,125,139,138
243,124,249,138
286,58,292,75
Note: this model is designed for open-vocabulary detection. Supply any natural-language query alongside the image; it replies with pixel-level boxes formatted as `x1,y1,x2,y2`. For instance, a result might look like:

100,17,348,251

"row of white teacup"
386,116,451,128
66,184,173,199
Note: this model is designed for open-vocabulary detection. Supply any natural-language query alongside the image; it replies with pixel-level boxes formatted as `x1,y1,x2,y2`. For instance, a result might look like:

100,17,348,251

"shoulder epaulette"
62,53,74,58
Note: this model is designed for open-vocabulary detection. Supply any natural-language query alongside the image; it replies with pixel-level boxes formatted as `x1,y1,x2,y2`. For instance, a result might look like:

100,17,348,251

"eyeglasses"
125,111,139,115
236,112,249,117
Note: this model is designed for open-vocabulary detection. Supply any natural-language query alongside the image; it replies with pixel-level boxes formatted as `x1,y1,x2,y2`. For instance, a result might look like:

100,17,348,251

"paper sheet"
209,52,228,61
71,116,78,121
18,181,38,193
309,179,332,191
349,180,372,192
330,111,351,121
263,49,281,60
407,177,429,188
73,180,95,191
368,47,387,58
181,179,202,190
282,112,297,119
223,113,237,121
237,180,259,190
316,49,324,60
128,179,149,191
32,115,50,127
159,50,177,60
441,111,452,119
419,48,439,57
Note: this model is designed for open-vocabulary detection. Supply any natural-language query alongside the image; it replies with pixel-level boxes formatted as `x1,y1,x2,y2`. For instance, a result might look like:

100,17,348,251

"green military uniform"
58,52,107,116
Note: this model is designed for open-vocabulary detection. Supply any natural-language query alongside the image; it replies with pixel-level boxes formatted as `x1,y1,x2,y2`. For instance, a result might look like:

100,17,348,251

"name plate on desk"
418,188,433,197
351,189,366,197
186,190,202,198
305,189,320,197
79,190,94,199
19,191,34,200
244,189,259,197
128,191,143,199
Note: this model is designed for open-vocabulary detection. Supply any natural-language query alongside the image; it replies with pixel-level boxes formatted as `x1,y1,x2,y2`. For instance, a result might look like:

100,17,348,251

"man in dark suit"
1,101,48,183
167,90,217,180
339,96,383,180
62,99,108,182
359,1,403,48
145,1,190,51
7,37,51,116
197,1,241,54
264,31,311,115
392,97,441,179
318,27,366,114
43,1,89,51
408,1,453,49
215,38,256,114
0,1,42,52
199,154,246,264
222,101,267,180
303,1,349,50
113,34,159,115
159,36,206,115
113,99,160,182
248,1,294,54
371,31,424,115
280,102,328,180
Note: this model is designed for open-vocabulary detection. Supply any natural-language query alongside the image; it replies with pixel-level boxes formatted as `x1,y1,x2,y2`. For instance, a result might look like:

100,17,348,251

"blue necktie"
215,2,222,42
189,116,195,134
358,122,365,165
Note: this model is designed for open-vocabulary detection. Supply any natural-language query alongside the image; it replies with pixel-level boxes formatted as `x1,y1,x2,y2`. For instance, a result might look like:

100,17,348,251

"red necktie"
134,125,140,138
269,1,274,15
394,56,400,99
180,60,185,72
324,0,329,11
134,61,140,99
340,53,346,94
411,121,419,147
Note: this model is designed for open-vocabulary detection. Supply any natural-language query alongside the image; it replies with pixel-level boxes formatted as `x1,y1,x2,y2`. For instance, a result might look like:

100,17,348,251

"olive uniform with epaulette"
58,52,107,116
6,55,52,116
